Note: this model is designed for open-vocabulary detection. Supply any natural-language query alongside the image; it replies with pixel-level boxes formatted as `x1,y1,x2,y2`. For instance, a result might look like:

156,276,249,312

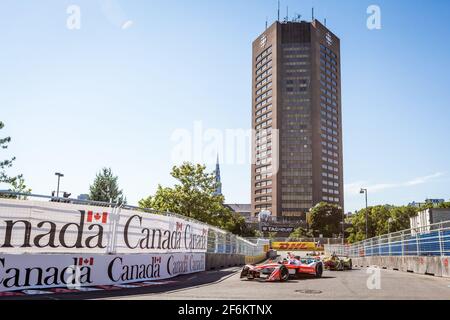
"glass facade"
280,43,313,217
254,45,274,213
319,43,341,204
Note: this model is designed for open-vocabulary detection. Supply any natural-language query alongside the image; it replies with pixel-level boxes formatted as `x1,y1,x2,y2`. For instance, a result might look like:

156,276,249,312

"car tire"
315,263,323,278
240,266,250,279
279,265,290,282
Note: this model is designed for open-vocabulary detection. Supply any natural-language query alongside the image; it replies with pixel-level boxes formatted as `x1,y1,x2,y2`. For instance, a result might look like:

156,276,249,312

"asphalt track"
2,252,450,300
106,267,450,301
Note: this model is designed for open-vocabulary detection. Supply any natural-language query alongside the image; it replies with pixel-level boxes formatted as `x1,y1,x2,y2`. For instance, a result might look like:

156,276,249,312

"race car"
306,252,323,260
322,254,353,271
240,254,323,282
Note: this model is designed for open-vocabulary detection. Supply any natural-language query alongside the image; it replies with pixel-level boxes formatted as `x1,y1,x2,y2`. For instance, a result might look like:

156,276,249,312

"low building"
77,194,90,201
410,208,450,234
225,204,252,221
409,199,446,208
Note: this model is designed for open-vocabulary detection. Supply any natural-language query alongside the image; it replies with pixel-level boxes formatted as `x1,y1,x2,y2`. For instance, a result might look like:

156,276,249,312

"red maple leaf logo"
86,211,108,224
77,257,94,266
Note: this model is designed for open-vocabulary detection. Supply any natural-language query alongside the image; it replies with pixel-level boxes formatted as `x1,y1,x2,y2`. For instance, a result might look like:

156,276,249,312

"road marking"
76,287,102,292
295,289,322,295
22,290,51,295
114,284,141,289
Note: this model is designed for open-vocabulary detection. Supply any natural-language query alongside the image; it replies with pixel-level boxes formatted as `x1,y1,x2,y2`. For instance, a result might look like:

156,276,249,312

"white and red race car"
240,253,323,282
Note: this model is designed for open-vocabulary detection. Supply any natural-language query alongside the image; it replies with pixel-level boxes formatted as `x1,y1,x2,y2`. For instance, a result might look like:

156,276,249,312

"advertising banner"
0,199,208,254
271,242,324,251
261,226,295,233
114,207,208,254
0,252,205,292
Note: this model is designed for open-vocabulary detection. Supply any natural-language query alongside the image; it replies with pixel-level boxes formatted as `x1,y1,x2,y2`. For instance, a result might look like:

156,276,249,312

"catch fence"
326,221,450,258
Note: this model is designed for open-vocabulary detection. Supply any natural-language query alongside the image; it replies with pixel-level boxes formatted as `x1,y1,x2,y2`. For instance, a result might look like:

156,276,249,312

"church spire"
214,154,222,196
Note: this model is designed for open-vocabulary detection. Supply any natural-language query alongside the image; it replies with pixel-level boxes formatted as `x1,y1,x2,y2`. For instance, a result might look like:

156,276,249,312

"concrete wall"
267,250,278,259
353,256,450,278
245,254,267,265
205,253,269,271
205,253,245,271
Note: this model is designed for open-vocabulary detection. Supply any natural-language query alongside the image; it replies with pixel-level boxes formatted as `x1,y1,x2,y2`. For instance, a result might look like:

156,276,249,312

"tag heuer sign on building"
261,226,294,233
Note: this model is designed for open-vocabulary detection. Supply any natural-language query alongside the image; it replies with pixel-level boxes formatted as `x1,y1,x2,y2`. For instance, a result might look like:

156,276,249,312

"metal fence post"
387,234,390,257
106,206,114,254
378,236,381,256
366,240,370,257
108,204,121,255
401,231,404,256
416,232,420,256
215,231,219,253
438,223,444,257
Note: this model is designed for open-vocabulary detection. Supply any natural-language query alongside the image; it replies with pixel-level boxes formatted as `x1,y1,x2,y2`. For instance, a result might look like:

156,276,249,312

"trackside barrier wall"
325,221,450,278
0,194,269,292
245,254,268,265
350,256,450,278
205,253,245,270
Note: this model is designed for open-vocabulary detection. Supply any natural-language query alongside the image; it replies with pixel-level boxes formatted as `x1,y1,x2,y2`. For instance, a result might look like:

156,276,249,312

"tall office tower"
251,20,344,222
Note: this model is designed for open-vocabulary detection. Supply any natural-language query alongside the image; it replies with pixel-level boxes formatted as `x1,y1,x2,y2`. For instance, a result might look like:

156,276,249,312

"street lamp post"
388,217,394,234
360,188,368,239
55,172,64,198
340,206,345,245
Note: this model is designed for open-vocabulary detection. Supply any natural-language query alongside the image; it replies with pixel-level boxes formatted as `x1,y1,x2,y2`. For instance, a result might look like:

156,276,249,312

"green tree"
347,205,418,243
267,232,278,240
89,168,126,204
419,201,450,210
139,162,255,236
347,206,388,243
253,230,264,238
418,203,434,211
288,227,313,240
438,202,450,209
307,202,343,238
223,213,257,237
9,176,32,200
0,121,19,184
0,121,29,199
387,206,418,232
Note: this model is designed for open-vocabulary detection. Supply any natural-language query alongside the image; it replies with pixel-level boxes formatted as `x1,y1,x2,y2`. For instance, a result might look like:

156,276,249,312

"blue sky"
1,0,449,212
